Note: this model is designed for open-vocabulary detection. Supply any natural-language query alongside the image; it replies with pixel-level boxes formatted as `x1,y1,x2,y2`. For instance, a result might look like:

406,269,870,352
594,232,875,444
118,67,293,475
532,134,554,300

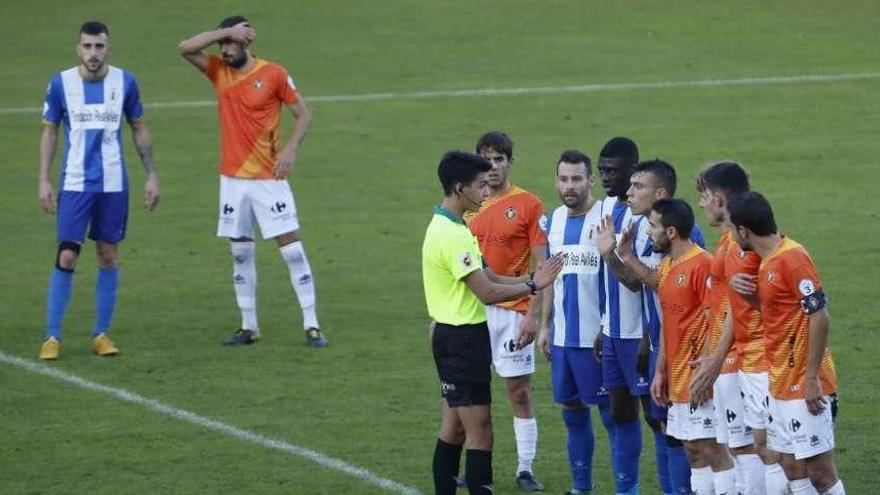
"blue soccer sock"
612,418,641,494
45,268,74,340
666,436,692,494
653,428,672,494
563,407,595,491
93,266,118,336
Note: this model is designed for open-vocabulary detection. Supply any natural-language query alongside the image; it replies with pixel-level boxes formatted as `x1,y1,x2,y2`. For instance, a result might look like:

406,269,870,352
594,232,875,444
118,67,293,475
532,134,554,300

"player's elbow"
178,41,196,56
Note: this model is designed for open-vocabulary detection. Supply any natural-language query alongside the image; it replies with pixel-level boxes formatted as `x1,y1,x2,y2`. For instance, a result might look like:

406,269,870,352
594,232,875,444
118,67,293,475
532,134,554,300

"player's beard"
651,234,671,253
562,191,585,209
225,52,248,69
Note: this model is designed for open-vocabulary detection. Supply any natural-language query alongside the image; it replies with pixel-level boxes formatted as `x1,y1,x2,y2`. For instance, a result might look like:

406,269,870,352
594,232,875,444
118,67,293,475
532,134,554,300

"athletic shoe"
564,489,590,495
39,337,60,360
455,476,467,488
91,333,119,356
515,471,544,492
305,328,328,347
223,328,261,346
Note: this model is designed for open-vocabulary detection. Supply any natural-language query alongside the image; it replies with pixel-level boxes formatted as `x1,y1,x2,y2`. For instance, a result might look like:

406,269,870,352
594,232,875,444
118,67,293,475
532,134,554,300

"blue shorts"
648,348,667,421
551,345,609,406
602,336,649,396
57,190,129,243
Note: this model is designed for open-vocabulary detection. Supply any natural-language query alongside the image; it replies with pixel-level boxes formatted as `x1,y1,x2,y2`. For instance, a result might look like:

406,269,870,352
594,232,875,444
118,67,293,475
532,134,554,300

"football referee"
422,151,563,495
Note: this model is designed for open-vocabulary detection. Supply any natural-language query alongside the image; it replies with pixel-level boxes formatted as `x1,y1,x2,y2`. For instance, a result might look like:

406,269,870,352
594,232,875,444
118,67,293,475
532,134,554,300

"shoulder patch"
460,251,475,270
538,214,548,233
798,279,816,296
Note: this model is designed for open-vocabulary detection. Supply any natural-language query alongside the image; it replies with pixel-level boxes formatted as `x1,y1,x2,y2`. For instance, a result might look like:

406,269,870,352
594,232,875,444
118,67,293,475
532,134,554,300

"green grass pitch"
1,1,878,493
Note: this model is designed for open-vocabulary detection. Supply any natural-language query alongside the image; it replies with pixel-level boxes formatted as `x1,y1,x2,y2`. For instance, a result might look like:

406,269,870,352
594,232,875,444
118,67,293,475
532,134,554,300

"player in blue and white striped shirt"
37,21,160,360
538,150,614,495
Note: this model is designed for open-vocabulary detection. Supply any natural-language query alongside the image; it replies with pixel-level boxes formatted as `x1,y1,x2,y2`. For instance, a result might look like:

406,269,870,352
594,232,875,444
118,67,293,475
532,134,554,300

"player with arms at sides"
620,199,736,494
727,192,844,495
589,137,646,495
598,158,704,495
179,16,326,347
423,151,562,495
689,162,789,495
537,150,616,495
38,21,160,360
464,131,547,491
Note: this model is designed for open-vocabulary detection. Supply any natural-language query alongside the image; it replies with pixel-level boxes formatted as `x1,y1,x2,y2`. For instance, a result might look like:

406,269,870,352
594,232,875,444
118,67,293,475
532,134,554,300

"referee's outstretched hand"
532,252,564,290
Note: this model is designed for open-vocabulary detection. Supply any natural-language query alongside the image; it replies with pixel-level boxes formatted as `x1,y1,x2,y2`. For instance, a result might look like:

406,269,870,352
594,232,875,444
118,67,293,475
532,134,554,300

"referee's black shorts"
432,321,492,407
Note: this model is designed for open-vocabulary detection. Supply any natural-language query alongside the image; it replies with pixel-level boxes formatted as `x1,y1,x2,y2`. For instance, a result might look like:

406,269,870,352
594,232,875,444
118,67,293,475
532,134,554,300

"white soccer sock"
737,454,766,495
734,455,748,495
279,241,319,329
691,466,714,495
231,241,258,330
513,416,537,474
765,463,789,495
821,480,846,495
789,477,819,494
712,467,735,495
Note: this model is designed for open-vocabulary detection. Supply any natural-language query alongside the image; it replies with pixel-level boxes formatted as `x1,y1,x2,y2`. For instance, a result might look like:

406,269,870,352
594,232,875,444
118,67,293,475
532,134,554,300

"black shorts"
432,322,492,407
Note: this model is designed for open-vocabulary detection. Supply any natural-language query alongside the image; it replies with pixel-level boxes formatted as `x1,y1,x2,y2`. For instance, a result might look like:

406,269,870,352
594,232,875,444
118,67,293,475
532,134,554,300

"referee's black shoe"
305,328,328,348
223,328,261,346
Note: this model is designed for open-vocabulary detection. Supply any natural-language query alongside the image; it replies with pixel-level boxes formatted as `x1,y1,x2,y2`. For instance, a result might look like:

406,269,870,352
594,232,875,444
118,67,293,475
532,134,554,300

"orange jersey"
707,232,738,374
758,237,837,400
465,186,547,314
657,244,712,403
723,233,768,372
205,55,300,179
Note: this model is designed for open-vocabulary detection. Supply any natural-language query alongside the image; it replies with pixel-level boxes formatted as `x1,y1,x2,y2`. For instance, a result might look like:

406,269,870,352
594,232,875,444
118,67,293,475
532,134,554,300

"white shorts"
667,400,717,442
486,305,535,378
767,396,835,459
713,372,752,448
217,176,299,239
739,370,770,430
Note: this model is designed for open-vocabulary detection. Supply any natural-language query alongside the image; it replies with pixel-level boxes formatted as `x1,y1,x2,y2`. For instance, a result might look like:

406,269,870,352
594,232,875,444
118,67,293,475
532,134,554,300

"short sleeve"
445,230,482,281
204,54,225,82
42,74,64,125
783,249,823,301
276,67,300,105
123,74,144,123
527,196,548,248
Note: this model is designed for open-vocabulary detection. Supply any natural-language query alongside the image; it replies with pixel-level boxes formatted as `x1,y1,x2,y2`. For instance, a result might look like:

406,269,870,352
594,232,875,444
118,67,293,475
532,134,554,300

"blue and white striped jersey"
546,202,604,348
599,196,645,339
42,66,143,193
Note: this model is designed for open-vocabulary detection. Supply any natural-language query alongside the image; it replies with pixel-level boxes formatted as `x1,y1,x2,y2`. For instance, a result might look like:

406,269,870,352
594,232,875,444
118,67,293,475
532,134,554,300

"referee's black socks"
465,449,493,495
433,438,462,495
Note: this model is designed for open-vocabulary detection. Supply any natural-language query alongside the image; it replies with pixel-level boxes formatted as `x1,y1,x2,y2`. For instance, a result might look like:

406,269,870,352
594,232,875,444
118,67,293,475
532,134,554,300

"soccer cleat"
515,471,544,492
223,328,261,346
39,337,60,360
91,333,119,357
455,476,467,488
304,328,328,347
564,489,590,495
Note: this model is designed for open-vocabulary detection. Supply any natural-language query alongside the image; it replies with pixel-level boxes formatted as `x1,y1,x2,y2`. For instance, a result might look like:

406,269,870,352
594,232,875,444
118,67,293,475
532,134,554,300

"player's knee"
56,241,81,271
507,380,532,409
805,453,838,489
96,244,118,268
275,230,300,247
780,454,806,480
610,393,639,423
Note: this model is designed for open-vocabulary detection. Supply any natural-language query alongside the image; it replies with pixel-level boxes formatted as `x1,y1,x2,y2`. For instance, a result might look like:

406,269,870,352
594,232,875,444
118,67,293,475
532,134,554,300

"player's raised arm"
178,22,255,71
38,124,59,214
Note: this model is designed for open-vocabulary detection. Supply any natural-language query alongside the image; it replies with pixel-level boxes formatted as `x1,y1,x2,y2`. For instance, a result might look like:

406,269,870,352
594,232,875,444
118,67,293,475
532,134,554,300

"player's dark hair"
634,158,677,197
438,151,492,196
727,191,777,236
599,136,639,166
697,161,750,200
79,21,109,36
218,15,249,29
651,198,694,239
556,149,592,175
475,131,513,160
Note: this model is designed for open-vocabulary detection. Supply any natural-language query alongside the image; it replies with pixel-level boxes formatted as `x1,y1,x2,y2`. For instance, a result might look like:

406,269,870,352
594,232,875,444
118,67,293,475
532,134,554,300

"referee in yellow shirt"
423,151,562,495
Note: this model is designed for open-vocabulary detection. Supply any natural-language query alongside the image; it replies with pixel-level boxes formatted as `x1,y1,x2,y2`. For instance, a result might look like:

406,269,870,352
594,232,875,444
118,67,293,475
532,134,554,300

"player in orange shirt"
689,161,789,495
464,131,547,491
727,192,845,495
179,16,327,347
623,198,735,495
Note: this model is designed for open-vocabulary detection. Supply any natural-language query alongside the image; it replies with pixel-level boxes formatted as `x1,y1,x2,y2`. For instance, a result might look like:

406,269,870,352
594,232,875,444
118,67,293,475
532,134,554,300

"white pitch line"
0,349,424,495
2,71,879,115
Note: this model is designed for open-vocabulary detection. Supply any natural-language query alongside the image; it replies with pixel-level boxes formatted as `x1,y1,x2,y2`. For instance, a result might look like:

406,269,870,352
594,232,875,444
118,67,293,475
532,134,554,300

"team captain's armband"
798,278,826,314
